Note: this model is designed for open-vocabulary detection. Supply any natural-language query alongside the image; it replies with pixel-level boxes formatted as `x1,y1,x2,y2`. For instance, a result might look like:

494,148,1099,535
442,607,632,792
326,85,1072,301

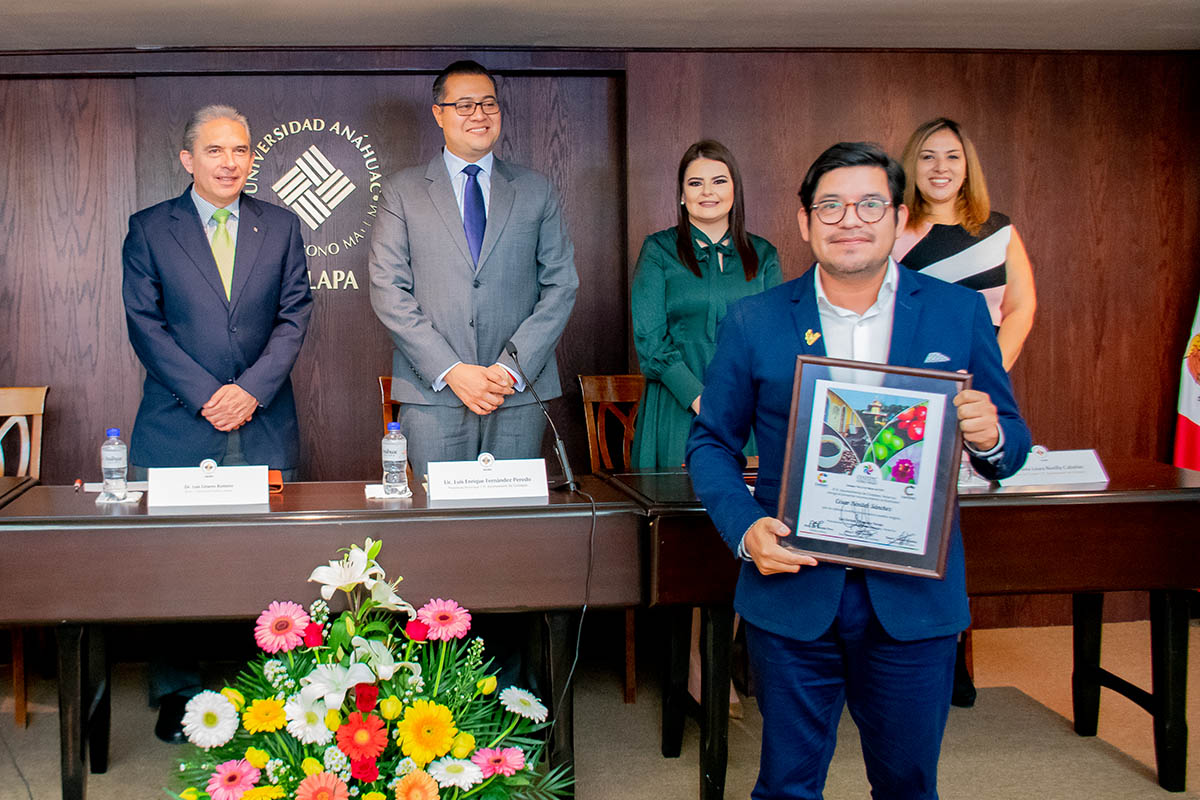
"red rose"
350,757,379,782
354,682,379,713
405,619,430,642
302,622,324,648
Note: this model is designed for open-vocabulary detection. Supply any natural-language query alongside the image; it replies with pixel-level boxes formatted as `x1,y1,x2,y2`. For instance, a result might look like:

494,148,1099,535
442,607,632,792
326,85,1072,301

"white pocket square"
924,352,951,363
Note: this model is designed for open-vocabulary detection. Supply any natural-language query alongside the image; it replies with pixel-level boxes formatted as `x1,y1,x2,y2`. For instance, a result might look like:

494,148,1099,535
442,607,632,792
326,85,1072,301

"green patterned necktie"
210,208,235,300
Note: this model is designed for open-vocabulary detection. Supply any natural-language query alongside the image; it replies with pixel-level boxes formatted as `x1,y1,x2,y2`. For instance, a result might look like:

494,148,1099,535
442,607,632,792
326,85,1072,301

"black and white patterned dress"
899,211,1012,328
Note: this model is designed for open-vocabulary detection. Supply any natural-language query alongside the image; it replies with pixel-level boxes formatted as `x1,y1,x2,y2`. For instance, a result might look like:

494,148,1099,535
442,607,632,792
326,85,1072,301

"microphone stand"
502,341,577,492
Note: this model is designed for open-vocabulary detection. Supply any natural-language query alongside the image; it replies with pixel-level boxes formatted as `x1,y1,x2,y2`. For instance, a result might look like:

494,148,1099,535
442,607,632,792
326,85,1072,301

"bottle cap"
386,422,401,431
105,427,121,437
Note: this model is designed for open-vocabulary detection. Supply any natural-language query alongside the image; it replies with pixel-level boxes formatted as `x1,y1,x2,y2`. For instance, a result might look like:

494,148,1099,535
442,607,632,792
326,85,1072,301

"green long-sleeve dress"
631,226,782,469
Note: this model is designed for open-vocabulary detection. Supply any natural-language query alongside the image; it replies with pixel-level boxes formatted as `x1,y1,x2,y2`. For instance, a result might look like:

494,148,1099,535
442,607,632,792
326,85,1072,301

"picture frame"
777,355,971,578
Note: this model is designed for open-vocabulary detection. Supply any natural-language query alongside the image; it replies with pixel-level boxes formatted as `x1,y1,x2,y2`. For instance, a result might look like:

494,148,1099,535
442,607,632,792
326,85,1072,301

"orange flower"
394,770,439,800
336,712,387,761
295,771,349,800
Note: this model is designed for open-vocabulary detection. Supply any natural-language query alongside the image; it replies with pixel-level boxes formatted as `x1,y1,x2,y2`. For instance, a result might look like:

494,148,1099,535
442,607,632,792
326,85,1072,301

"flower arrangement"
172,539,572,800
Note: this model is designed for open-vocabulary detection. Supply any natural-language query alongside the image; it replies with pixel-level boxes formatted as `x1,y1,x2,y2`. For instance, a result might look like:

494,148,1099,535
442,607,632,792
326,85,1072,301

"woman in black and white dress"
893,118,1036,371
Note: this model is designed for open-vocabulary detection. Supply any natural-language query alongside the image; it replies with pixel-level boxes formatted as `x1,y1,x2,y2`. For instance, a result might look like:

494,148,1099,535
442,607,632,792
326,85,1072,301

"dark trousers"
746,572,957,800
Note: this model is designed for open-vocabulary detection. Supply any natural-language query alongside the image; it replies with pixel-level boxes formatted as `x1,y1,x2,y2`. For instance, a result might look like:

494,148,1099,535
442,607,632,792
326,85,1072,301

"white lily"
366,578,415,616
396,660,424,689
351,636,399,681
308,546,383,600
299,662,375,709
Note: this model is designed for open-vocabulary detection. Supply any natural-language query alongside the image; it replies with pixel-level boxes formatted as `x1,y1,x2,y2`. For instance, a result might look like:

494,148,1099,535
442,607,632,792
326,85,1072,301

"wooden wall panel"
626,50,1200,465
0,78,140,485
2,48,1197,628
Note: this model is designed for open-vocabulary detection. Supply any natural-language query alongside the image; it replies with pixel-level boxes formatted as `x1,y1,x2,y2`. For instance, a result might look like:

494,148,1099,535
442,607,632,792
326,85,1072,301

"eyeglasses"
810,198,893,225
437,99,501,116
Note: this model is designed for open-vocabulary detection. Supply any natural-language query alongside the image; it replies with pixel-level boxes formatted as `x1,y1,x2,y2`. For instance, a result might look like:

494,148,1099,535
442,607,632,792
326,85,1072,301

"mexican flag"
1175,295,1200,471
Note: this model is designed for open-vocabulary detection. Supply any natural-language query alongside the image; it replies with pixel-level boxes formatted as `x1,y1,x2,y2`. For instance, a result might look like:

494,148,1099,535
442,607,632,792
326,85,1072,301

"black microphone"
504,340,577,492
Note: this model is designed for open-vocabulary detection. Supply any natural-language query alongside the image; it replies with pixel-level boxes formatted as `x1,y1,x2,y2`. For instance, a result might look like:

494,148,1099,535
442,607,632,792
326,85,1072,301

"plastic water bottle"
382,422,411,497
101,427,128,500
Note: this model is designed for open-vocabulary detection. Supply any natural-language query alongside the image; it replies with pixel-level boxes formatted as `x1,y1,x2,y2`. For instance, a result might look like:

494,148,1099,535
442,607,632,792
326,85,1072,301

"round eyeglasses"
437,99,501,117
810,198,893,225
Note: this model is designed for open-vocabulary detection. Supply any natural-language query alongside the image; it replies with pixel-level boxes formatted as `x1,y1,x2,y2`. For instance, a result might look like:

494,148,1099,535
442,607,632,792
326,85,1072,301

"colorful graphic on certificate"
795,380,946,554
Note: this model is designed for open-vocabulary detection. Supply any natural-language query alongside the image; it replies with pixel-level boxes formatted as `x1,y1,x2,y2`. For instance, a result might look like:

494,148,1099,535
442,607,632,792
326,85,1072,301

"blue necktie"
462,164,486,267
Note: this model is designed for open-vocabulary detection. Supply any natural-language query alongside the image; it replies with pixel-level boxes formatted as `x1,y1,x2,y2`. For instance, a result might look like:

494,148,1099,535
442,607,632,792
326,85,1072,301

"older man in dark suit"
123,104,312,477
121,103,312,739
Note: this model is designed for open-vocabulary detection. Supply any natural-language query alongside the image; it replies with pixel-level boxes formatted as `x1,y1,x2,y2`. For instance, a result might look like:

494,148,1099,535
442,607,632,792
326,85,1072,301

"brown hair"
675,140,759,280
901,118,990,235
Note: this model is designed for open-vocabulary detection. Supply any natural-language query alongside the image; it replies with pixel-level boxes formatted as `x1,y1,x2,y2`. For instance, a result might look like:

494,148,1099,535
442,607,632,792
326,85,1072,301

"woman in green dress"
631,140,782,468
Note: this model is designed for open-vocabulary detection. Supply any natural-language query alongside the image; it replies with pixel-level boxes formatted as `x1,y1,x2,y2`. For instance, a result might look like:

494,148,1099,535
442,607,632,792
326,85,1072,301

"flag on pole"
1175,295,1200,470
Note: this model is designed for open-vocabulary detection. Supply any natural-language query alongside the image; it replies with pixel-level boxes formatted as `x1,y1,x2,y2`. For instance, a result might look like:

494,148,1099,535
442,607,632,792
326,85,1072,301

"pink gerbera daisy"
254,601,310,654
207,759,260,800
471,746,525,777
416,598,471,640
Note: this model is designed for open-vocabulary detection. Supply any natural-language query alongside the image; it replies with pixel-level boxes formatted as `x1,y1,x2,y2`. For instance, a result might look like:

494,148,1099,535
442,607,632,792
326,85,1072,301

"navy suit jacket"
122,188,313,469
686,265,1031,642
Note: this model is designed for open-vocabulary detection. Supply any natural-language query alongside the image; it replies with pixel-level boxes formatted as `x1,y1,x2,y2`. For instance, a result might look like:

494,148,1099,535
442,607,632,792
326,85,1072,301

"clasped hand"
446,363,515,415
201,383,258,432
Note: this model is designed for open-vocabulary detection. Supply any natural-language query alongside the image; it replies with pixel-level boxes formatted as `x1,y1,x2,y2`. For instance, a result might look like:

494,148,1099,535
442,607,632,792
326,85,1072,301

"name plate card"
998,447,1109,488
147,461,269,507
427,453,548,502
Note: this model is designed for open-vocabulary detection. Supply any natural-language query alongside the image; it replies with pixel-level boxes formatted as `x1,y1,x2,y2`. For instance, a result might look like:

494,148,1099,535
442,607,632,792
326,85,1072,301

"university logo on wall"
244,117,384,291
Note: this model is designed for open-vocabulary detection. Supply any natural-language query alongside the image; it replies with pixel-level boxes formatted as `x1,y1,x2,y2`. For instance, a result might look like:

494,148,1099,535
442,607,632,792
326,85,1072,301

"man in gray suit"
369,60,579,477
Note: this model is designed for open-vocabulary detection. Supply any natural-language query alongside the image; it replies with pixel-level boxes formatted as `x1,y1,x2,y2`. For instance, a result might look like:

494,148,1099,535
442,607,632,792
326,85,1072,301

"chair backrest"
0,386,49,480
578,374,645,472
378,376,398,431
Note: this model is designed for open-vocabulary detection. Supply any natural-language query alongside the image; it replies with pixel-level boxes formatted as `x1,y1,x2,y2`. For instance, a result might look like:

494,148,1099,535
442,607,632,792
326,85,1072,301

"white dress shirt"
191,188,240,246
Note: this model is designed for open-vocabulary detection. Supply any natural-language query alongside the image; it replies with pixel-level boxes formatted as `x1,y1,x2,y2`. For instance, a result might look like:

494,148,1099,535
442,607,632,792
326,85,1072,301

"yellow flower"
301,756,323,776
180,789,200,800
325,708,342,731
363,793,387,800
476,676,497,695
242,787,285,800
379,694,403,720
220,687,245,710
450,731,475,758
394,699,457,767
242,698,286,734
244,746,269,769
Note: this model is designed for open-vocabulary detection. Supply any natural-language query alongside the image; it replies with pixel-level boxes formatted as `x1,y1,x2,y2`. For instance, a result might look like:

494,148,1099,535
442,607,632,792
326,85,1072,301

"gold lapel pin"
253,226,259,233
805,329,821,346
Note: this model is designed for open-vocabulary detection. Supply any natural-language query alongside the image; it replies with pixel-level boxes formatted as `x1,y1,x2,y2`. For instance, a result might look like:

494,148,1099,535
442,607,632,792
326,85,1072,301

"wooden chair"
578,374,645,475
578,374,645,703
1,385,49,727
378,376,398,430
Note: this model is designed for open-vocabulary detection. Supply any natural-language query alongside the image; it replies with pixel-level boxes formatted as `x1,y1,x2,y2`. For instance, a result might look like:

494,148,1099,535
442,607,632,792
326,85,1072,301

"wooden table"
0,475,34,508
0,474,36,728
0,477,643,800
603,459,1200,796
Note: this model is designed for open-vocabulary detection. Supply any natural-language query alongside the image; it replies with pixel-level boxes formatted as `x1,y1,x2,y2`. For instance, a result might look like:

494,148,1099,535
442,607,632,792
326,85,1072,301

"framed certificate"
777,356,970,578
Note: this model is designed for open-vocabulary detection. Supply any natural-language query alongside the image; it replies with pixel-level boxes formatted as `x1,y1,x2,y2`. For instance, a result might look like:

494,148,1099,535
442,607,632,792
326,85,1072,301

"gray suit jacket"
368,153,578,406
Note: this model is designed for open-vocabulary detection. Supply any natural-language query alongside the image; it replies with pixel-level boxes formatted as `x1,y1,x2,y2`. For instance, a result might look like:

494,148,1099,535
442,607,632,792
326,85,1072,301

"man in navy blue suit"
123,104,312,478
687,142,1030,799
121,104,312,740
